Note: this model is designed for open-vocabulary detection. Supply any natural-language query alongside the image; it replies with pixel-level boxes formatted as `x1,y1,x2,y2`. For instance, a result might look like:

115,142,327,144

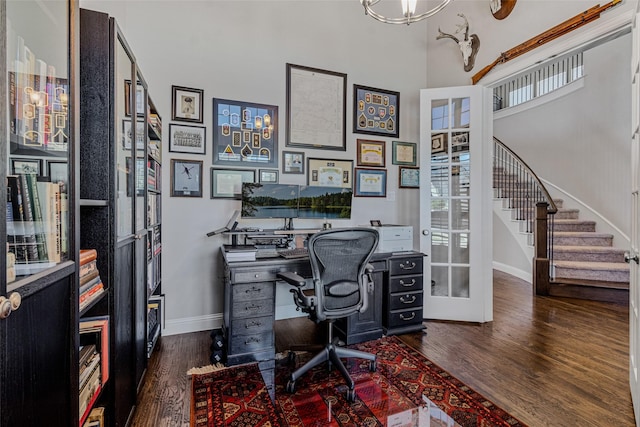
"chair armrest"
277,271,306,287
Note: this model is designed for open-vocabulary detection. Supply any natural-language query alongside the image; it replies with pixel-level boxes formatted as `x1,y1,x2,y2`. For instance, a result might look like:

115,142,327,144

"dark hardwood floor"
131,270,635,426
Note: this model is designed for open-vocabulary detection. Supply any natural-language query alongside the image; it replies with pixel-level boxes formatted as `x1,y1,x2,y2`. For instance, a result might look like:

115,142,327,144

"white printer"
369,225,413,253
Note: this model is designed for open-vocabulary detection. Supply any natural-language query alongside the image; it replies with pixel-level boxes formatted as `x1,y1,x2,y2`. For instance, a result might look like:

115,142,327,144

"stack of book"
79,315,109,426
223,244,257,262
79,249,105,312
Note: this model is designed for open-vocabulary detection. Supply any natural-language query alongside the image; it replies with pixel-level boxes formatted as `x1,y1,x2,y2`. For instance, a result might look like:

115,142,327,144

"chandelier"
360,0,453,25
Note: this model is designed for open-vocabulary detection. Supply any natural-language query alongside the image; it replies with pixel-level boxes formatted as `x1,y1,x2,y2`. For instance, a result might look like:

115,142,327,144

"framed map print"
213,98,278,168
353,84,400,138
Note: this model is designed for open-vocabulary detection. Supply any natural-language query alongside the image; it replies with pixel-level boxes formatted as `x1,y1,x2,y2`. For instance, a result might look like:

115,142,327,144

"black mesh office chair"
276,227,379,402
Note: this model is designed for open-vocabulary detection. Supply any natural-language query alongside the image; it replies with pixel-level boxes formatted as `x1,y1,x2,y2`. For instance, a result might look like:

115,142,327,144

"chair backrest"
307,227,379,321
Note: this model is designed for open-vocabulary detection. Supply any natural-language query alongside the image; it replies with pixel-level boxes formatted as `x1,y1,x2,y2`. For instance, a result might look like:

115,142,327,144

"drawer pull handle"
245,287,262,294
245,337,261,344
400,261,416,270
400,295,416,304
245,321,262,328
400,279,416,287
400,312,416,321
245,304,261,311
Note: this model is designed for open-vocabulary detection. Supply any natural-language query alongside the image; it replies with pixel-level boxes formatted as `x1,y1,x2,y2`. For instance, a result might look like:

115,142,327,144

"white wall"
79,0,428,334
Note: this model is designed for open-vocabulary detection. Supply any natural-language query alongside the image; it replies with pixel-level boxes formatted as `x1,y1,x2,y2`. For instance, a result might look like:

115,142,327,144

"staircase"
493,171,629,304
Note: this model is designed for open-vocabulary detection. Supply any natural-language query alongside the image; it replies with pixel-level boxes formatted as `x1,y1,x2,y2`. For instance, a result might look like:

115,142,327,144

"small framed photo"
370,219,382,226
170,159,203,197
307,158,353,188
211,168,256,199
353,84,400,138
125,80,145,117
259,169,279,184
11,158,41,175
169,124,206,154
356,139,385,167
354,168,387,197
123,119,146,150
399,167,420,189
392,141,417,166
172,85,204,123
47,160,67,184
282,151,305,174
431,133,447,154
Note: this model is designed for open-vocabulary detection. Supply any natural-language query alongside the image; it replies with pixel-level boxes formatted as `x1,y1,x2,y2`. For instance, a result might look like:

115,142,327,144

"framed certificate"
307,158,353,188
354,168,387,197
356,139,385,167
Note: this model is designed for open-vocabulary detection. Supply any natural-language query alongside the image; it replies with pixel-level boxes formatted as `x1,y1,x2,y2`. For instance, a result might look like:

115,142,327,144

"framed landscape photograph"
11,158,41,175
307,158,353,188
353,84,400,138
399,167,420,189
282,151,304,174
286,63,347,151
169,124,206,154
171,85,204,123
170,159,203,197
259,169,279,184
356,139,385,167
211,168,255,199
392,141,417,166
213,98,278,168
354,168,387,197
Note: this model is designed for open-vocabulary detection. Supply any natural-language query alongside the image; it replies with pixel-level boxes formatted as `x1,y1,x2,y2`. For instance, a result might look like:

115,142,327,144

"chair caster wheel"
286,380,296,393
288,351,296,365
369,360,377,372
346,388,356,402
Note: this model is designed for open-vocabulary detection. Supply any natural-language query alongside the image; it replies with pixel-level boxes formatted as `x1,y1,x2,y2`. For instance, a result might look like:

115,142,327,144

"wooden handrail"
472,0,622,84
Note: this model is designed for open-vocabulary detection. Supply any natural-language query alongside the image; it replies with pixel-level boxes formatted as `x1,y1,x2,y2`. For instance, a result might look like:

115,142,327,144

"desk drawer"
232,268,277,283
232,298,273,319
389,257,423,276
388,274,423,293
387,308,422,328
388,291,422,311
233,282,274,302
233,315,273,336
229,331,273,354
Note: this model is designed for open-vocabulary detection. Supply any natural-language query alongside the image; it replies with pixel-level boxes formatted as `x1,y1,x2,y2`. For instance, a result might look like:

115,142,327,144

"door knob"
422,229,430,236
0,292,22,319
624,252,639,264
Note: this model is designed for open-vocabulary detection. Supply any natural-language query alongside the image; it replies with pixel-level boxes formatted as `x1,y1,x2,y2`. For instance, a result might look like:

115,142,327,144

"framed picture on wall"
259,169,279,183
307,158,353,188
282,151,305,174
353,84,400,138
392,141,417,166
286,63,347,151
170,159,203,197
354,167,387,197
356,139,385,167
399,167,420,188
213,98,278,168
211,168,256,199
11,158,41,175
169,124,206,154
171,86,204,123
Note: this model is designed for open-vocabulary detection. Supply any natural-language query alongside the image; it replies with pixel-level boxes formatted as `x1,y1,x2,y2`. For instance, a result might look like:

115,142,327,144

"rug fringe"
187,363,226,376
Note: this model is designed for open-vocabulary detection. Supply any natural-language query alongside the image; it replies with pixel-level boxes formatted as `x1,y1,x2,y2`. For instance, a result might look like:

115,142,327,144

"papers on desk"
223,245,257,262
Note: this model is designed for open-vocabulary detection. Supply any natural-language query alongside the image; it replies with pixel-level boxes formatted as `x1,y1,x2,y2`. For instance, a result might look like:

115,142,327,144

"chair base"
286,343,376,402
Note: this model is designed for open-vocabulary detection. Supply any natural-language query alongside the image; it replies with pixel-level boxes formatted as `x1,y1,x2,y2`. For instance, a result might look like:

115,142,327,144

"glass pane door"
419,85,493,322
6,0,70,281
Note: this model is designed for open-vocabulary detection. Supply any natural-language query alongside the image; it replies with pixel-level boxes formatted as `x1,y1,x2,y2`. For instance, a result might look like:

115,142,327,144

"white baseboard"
163,313,223,336
493,262,532,284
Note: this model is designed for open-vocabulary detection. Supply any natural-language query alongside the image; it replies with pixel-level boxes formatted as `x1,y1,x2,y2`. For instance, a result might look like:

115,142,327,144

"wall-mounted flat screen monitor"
298,186,352,219
241,183,300,218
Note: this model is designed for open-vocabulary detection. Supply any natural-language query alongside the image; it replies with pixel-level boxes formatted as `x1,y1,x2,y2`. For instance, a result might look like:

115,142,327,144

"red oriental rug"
190,335,528,427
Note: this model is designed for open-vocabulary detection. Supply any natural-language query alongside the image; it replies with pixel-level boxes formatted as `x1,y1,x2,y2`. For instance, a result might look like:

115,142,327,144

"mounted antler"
436,13,480,72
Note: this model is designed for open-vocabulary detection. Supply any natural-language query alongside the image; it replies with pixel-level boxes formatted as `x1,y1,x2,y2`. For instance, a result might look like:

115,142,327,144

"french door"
419,85,493,322
628,5,640,424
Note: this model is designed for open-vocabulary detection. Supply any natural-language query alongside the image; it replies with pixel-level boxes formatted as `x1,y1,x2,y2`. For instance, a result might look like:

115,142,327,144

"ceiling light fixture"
360,0,453,25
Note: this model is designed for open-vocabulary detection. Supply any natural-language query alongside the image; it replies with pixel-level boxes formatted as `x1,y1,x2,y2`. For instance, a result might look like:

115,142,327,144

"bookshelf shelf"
79,199,109,207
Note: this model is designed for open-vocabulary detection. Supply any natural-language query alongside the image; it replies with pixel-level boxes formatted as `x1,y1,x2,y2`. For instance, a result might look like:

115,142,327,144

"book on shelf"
23,173,48,262
79,381,101,426
80,315,110,386
35,179,62,263
79,259,98,281
83,406,105,427
223,244,257,261
80,269,100,287
7,175,38,263
80,274,102,295
79,248,97,266
79,282,104,311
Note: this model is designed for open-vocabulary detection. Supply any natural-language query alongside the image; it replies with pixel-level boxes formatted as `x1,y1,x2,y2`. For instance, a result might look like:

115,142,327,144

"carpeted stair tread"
553,219,596,232
553,245,626,262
